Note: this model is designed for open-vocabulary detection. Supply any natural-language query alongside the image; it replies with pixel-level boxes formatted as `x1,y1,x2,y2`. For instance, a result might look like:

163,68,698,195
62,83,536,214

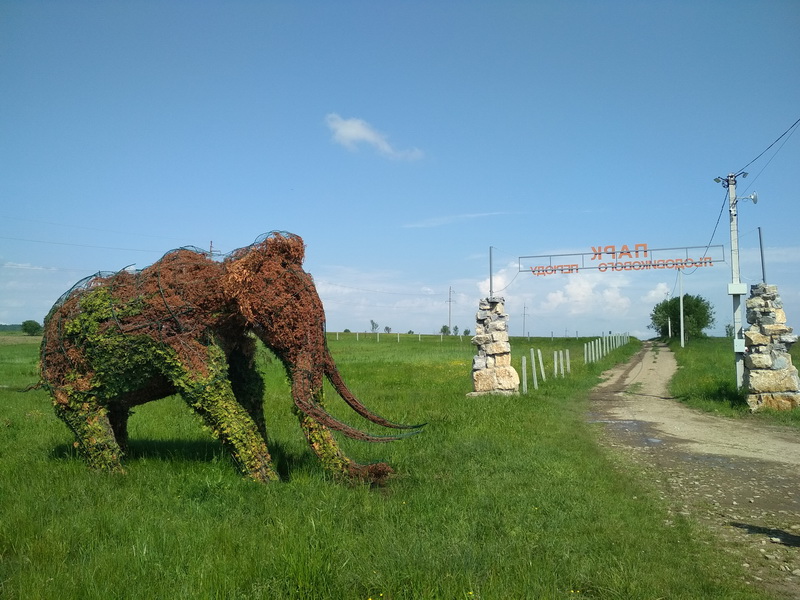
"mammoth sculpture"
40,232,421,484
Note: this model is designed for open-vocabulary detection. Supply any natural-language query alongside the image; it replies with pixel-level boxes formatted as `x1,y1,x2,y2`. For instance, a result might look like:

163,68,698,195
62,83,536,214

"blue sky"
1,1,798,339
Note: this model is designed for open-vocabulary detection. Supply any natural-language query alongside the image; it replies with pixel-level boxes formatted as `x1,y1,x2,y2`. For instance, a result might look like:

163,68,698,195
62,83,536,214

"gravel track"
590,341,800,598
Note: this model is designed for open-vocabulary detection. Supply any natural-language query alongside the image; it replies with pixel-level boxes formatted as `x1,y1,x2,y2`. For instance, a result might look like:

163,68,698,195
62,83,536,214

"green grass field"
668,336,800,428
0,332,773,599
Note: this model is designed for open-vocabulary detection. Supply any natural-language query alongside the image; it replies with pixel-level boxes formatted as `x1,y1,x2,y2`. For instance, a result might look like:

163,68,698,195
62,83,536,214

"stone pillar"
468,297,520,396
743,283,800,411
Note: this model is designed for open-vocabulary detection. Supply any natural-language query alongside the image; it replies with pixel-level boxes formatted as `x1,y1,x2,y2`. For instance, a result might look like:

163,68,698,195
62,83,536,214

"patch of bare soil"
590,341,800,599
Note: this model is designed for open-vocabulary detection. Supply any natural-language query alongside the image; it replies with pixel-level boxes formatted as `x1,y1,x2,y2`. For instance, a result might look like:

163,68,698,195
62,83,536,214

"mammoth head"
222,232,423,443
222,231,321,357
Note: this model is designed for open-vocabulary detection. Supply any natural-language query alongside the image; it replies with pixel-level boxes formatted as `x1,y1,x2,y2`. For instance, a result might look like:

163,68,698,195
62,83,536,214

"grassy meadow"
0,331,772,599
668,336,800,428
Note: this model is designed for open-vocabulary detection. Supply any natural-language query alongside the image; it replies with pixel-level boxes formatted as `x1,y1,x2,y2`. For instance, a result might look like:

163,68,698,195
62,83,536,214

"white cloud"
562,277,598,314
541,289,566,311
642,282,670,304
325,113,423,160
601,286,631,312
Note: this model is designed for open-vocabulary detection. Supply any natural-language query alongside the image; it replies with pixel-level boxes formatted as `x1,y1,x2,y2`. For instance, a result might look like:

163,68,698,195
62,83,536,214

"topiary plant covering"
40,232,422,485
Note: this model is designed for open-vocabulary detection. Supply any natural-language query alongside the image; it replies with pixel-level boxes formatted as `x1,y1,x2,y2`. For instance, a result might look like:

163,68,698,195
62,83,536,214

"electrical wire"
317,280,446,297
0,215,187,242
681,188,730,277
678,117,800,287
669,118,800,309
489,245,524,293
0,235,161,253
494,269,521,293
738,123,799,194
0,263,95,274
736,115,800,176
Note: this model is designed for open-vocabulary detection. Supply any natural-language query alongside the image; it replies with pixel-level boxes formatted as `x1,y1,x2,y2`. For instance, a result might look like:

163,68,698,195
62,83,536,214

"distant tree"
407,330,414,335
384,326,391,334
463,328,471,336
648,294,715,340
343,328,351,333
370,320,379,333
439,325,451,335
725,323,734,337
21,320,42,336
452,325,459,336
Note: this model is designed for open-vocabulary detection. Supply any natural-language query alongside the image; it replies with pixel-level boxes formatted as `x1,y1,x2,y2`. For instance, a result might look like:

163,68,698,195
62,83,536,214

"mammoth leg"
178,362,278,483
53,392,125,473
107,405,131,453
292,371,393,485
227,339,267,440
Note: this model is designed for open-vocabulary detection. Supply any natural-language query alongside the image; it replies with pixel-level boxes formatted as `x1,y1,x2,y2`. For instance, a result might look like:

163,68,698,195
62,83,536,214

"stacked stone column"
468,297,520,396
743,283,800,411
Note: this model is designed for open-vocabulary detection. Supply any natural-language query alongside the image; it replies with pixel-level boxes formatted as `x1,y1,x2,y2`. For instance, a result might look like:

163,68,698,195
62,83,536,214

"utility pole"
717,172,749,388
679,268,685,348
489,246,494,298
522,303,528,337
758,226,767,284
447,287,453,333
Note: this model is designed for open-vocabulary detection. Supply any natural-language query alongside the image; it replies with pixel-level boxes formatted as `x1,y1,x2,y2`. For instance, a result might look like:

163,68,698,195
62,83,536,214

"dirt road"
590,341,800,598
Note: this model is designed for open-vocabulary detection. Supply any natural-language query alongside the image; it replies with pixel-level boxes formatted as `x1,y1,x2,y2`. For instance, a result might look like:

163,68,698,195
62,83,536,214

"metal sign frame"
519,244,725,276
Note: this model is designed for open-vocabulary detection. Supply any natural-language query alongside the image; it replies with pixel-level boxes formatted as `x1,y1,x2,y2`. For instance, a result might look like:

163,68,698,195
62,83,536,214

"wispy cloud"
403,212,510,229
325,113,423,160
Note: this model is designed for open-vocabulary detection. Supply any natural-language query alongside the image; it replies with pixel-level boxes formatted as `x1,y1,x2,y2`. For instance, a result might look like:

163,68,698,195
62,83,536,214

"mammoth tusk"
291,368,422,442
325,362,426,431
291,387,420,443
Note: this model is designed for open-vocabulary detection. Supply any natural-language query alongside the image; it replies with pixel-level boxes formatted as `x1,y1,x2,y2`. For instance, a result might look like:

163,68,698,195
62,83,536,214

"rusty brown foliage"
41,233,326,382
39,232,411,483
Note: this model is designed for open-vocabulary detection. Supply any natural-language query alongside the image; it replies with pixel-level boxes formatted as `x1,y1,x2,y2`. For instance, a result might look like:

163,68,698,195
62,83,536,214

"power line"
0,235,161,253
0,214,187,242
494,269,521,293
736,115,800,175
681,188,729,277
738,124,799,194
0,263,95,274
681,117,799,279
318,280,446,297
486,245,524,293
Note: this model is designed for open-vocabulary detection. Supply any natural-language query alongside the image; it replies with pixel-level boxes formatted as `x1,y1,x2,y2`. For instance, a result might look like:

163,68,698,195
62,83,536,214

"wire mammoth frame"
40,231,422,485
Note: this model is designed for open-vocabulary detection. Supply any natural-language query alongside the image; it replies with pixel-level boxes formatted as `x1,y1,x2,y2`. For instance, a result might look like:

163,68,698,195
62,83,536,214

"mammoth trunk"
288,353,422,442
324,357,423,431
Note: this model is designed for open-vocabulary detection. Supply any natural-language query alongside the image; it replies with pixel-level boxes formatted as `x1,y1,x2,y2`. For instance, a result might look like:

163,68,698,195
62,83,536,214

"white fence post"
538,349,546,382
521,356,528,394
530,348,538,390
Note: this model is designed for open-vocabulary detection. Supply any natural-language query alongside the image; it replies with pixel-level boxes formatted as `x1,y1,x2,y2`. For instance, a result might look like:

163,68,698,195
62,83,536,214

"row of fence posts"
584,332,630,364
520,333,630,393
520,348,570,393
333,332,464,342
